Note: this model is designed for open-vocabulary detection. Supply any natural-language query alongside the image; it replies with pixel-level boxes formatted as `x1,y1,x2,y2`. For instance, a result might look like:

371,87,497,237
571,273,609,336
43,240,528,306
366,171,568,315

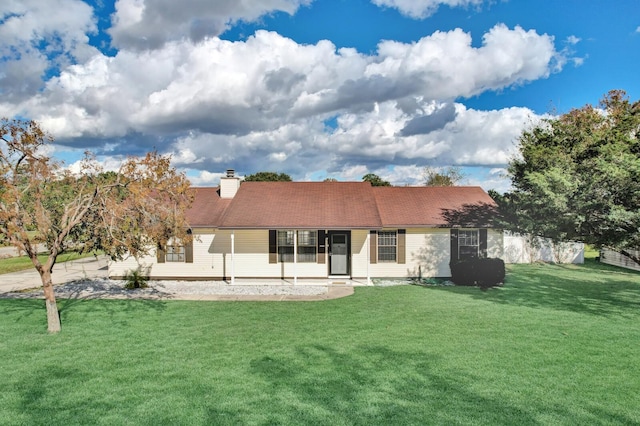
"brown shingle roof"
219,181,382,229
373,186,496,227
186,182,496,229
186,187,231,227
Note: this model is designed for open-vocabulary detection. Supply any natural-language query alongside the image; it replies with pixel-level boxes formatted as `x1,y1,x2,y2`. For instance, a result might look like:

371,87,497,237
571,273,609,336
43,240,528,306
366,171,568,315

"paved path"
0,255,109,293
0,244,47,258
0,255,354,301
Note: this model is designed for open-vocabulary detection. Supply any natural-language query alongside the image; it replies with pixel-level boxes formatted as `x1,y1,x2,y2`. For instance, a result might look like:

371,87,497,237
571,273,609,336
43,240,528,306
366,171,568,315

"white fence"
599,248,640,272
503,232,584,264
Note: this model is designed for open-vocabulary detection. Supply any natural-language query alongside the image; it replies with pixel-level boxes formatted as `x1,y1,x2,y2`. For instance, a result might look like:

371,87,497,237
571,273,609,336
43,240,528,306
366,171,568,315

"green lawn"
1,260,639,425
0,251,99,274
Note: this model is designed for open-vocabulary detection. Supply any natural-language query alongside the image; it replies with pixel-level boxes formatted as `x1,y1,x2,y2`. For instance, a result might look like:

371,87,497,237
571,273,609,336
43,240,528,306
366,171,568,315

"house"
108,170,503,283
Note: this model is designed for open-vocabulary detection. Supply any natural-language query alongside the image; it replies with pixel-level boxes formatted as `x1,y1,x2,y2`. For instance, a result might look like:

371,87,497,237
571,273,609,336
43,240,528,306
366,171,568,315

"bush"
450,258,505,289
124,267,149,289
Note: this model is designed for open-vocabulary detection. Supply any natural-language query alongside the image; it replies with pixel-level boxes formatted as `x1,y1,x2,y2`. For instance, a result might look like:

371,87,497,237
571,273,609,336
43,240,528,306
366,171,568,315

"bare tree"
423,166,464,186
0,119,192,333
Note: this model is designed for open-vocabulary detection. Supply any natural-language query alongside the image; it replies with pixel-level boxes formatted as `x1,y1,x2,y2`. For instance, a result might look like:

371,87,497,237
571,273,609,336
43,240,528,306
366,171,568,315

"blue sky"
1,0,638,191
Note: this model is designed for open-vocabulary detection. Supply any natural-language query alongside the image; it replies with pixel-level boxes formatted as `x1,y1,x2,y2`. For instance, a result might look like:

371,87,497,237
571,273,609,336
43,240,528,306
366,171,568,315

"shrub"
124,267,149,289
450,258,505,289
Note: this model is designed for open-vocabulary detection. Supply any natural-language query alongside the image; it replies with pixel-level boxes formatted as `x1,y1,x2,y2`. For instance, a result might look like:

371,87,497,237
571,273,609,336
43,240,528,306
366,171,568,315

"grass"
0,251,100,275
1,260,639,425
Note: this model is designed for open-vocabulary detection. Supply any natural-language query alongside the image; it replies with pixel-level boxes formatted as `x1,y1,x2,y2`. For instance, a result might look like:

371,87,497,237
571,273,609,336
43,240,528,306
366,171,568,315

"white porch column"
366,231,371,285
293,230,298,285
231,230,235,285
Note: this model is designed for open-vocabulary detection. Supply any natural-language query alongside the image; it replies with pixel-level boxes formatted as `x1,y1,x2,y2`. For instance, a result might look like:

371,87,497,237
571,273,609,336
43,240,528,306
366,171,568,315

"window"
277,230,317,263
458,229,479,259
166,245,185,262
378,231,397,262
297,230,317,262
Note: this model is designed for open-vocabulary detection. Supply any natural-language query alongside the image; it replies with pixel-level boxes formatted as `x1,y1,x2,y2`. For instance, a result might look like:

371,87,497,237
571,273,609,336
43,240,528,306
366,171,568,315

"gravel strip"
1,278,331,299
1,278,440,299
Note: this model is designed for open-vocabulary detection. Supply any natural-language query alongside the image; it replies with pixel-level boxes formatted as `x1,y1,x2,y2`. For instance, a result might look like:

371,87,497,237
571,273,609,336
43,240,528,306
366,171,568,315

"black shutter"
479,229,488,258
317,230,326,264
370,230,377,264
269,230,277,264
450,229,459,263
397,229,406,264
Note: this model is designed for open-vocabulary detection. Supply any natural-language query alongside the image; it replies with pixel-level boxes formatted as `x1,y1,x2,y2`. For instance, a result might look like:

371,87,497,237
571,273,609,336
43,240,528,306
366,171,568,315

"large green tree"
505,90,640,263
244,171,292,182
0,119,192,333
362,173,391,186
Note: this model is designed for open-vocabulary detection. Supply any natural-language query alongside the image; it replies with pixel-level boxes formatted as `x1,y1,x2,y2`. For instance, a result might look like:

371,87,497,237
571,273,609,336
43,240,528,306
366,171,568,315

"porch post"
366,231,371,285
293,230,298,285
231,230,235,285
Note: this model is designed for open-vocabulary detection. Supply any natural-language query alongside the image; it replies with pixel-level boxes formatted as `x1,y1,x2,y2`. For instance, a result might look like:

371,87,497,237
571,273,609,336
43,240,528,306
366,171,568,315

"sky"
1,0,638,191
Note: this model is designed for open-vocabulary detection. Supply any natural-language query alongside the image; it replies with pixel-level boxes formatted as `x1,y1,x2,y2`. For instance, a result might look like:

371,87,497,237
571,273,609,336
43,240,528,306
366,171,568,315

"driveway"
0,255,108,293
0,244,47,258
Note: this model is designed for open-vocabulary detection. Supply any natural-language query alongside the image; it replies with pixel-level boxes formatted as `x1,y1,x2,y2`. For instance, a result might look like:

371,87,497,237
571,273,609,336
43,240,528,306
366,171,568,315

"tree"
244,171,292,182
423,166,464,186
362,173,391,186
0,119,192,332
505,90,640,264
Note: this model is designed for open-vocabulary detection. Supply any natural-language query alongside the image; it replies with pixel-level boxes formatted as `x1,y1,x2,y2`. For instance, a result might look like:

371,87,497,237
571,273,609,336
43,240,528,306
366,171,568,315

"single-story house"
108,170,503,283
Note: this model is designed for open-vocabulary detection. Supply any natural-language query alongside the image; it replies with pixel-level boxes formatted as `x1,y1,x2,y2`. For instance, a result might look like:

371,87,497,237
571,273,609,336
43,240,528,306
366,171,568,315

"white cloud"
158,99,540,187
566,35,580,45
2,12,559,186
12,25,557,150
188,170,225,186
109,0,313,50
269,152,288,162
0,0,98,102
338,165,370,181
371,0,484,19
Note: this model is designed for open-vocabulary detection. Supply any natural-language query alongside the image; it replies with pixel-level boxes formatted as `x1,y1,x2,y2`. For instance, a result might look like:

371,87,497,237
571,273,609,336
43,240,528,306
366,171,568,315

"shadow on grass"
0,287,167,329
429,260,640,318
0,299,42,322
11,366,124,425
201,344,633,425
240,345,538,425
56,285,168,320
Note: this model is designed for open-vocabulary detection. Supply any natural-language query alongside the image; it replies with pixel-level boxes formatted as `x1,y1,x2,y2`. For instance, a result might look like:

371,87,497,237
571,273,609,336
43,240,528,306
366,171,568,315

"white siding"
359,228,504,279
231,230,327,278
108,233,220,279
358,229,449,279
350,230,369,278
110,227,506,280
109,229,329,279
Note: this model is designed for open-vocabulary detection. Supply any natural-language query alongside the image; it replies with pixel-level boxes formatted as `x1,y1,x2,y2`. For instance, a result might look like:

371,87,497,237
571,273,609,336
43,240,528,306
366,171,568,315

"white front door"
330,233,348,275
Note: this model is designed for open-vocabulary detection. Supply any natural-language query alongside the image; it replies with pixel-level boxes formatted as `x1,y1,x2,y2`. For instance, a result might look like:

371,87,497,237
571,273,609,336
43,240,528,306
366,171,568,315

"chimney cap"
226,169,235,178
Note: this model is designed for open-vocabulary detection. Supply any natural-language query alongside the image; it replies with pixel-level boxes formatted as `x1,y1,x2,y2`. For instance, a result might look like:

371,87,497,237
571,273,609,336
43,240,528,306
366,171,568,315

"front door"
329,232,349,275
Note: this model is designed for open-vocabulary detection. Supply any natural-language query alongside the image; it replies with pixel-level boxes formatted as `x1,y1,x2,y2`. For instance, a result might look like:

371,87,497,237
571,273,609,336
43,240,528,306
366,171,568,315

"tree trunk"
41,270,61,333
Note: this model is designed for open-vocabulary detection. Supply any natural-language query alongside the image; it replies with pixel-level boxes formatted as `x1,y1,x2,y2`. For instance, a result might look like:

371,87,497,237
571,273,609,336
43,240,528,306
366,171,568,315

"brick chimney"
220,169,241,198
